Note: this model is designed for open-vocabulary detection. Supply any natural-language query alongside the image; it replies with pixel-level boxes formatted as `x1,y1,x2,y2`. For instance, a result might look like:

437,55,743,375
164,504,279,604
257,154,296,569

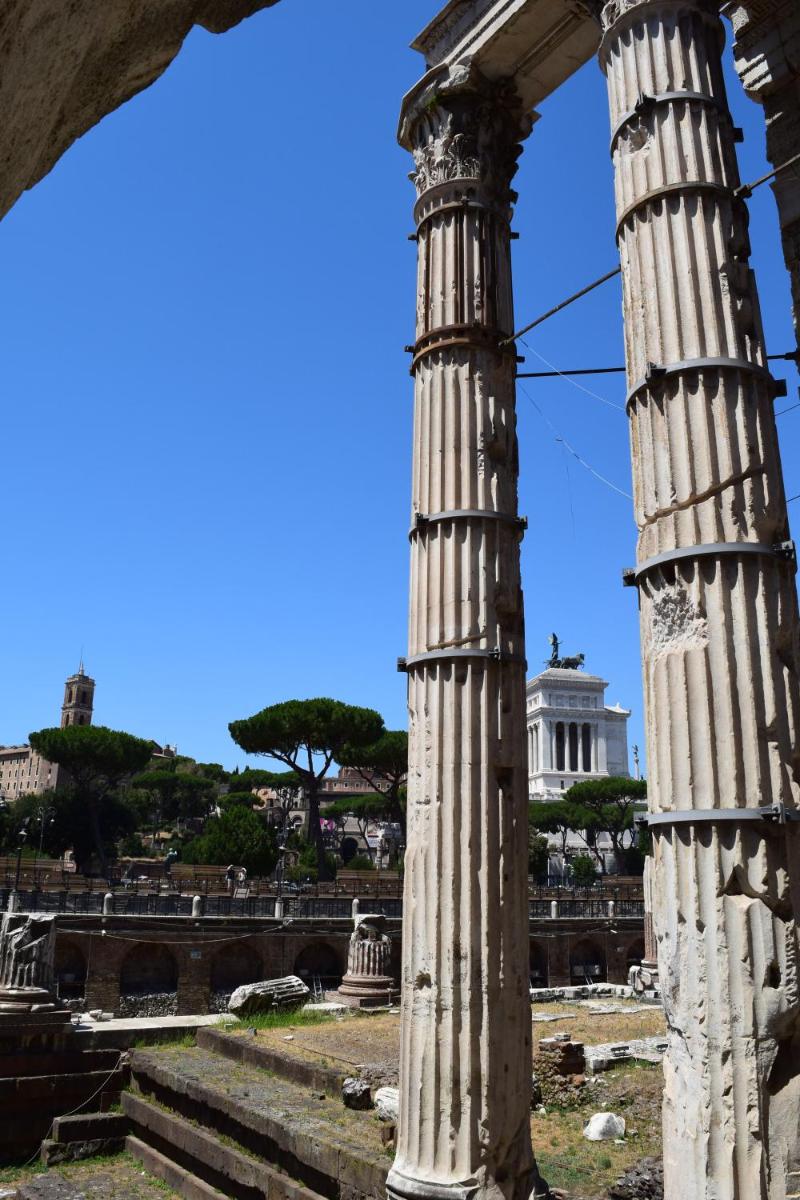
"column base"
387,1165,551,1200
0,986,60,1013
336,974,399,1007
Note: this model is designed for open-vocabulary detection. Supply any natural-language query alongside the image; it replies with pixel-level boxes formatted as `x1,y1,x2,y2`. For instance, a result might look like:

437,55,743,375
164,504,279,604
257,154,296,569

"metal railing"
2,887,643,923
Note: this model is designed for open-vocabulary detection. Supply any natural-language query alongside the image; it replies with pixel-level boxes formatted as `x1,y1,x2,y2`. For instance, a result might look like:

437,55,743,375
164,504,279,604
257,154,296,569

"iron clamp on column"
408,508,528,541
622,540,797,588
645,804,800,830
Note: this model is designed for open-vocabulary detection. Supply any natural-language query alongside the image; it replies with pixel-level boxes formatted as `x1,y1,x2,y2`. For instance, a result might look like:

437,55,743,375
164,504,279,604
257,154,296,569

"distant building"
526,664,630,801
525,638,633,875
60,662,95,727
319,767,375,797
0,662,96,801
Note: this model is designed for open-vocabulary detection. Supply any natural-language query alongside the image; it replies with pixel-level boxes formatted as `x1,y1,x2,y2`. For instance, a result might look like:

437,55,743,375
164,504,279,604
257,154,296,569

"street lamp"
34,805,54,875
275,836,288,909
14,818,30,895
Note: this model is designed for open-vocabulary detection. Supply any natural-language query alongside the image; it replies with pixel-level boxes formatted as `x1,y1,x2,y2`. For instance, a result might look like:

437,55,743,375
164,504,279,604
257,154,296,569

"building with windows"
526,663,630,801
0,663,95,801
60,663,95,727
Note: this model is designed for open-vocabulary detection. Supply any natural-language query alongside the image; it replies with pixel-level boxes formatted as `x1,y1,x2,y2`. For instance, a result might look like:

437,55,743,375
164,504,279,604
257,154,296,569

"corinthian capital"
399,63,532,207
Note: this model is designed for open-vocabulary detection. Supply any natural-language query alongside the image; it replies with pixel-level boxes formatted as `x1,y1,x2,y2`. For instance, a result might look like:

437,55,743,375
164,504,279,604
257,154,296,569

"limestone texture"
391,59,547,1200
0,0,280,221
597,0,800,1195
375,1086,400,1125
582,1112,626,1142
227,975,309,1015
338,914,397,1006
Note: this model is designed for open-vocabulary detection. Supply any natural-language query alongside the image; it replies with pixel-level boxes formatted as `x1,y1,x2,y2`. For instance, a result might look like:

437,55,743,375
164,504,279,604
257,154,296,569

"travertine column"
598,1,800,1195
724,1,800,350
392,65,547,1200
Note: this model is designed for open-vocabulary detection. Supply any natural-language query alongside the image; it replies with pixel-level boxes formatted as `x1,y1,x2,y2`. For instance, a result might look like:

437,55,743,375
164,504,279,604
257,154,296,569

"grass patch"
532,1060,663,1195
231,1008,338,1032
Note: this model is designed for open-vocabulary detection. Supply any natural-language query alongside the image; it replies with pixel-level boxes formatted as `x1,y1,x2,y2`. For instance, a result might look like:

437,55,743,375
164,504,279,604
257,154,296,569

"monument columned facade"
526,644,630,801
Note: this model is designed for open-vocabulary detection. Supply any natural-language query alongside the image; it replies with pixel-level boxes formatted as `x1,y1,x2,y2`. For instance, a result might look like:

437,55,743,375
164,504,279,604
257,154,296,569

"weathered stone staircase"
0,1042,128,1165
122,1028,389,1200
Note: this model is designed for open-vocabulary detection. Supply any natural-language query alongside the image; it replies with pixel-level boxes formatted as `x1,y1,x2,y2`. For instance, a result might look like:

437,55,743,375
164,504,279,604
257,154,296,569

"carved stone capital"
600,0,720,35
399,64,532,208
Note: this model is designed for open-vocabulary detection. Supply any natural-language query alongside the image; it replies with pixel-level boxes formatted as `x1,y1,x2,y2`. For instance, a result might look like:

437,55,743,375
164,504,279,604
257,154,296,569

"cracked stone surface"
0,0,281,221
391,62,545,1200
599,0,800,1194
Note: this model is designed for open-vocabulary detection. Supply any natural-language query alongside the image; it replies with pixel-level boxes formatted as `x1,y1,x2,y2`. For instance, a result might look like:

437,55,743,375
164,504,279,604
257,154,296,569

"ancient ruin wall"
0,0,280,221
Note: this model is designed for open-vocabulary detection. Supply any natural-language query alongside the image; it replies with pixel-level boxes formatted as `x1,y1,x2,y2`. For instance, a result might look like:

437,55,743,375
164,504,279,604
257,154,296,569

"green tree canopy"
528,832,550,881
132,769,214,825
218,790,261,812
182,807,278,876
529,800,575,857
229,698,384,881
28,726,153,874
337,730,407,836
571,854,598,887
564,777,647,858
13,787,137,873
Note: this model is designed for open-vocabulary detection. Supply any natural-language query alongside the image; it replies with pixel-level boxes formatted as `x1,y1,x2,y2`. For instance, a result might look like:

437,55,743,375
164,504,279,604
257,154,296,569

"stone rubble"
342,1078,373,1111
375,1086,399,1124
585,1037,669,1076
228,976,309,1016
607,1157,664,1200
583,1112,626,1142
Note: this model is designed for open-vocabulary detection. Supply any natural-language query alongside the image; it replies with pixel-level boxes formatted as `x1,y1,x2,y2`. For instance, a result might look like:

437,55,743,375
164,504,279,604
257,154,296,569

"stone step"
196,1027,346,1094
0,1049,121,1079
0,1067,129,1165
129,1045,387,1200
0,1066,128,1105
126,1136,230,1200
125,1094,325,1200
40,1112,129,1167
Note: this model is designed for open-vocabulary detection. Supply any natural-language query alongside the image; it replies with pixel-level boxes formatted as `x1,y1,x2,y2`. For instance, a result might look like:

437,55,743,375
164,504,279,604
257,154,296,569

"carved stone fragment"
0,911,61,1013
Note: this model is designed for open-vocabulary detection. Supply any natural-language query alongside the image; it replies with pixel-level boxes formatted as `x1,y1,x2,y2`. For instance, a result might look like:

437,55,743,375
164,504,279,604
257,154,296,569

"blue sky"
1,2,797,771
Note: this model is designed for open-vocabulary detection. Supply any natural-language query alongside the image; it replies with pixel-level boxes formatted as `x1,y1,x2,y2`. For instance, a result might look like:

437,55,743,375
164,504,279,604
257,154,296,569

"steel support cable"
737,151,800,199
501,151,800,347
500,267,622,346
518,351,798,381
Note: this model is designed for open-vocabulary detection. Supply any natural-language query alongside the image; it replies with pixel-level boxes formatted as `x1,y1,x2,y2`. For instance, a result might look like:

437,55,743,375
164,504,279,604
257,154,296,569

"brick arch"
625,937,645,969
211,941,262,993
54,939,87,1000
293,940,344,989
569,938,606,984
529,939,548,987
120,942,178,996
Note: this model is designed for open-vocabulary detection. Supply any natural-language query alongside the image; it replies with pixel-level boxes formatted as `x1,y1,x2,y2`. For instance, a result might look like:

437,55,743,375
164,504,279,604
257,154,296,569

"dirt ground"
234,1000,666,1088
232,1002,667,1198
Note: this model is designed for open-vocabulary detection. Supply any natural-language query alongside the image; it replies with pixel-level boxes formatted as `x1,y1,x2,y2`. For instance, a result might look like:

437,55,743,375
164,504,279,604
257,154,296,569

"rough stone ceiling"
0,0,281,222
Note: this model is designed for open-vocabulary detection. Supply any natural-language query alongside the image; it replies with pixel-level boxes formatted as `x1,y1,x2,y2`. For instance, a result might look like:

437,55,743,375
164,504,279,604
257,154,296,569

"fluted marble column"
724,0,800,350
391,65,547,1200
596,1,800,1195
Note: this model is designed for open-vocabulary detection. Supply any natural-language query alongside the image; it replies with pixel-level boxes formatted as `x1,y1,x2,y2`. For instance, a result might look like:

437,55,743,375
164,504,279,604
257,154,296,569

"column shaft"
393,67,546,1200
725,1,800,350
598,1,800,1195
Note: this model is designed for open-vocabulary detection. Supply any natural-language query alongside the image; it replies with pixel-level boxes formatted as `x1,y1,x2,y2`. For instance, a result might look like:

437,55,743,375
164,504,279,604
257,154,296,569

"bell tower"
61,661,95,727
